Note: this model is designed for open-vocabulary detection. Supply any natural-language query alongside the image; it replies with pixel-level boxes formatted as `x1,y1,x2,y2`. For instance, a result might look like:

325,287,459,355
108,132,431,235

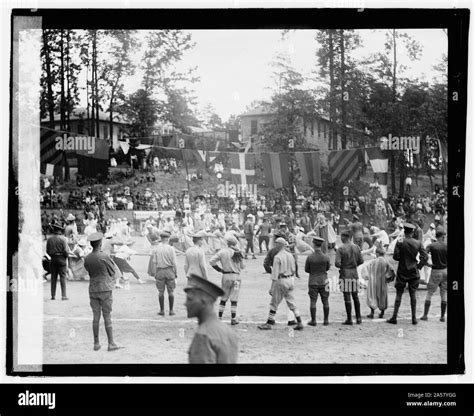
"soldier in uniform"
420,227,447,322
46,224,70,300
150,231,178,316
83,232,121,351
335,229,364,325
185,274,239,363
305,236,331,326
258,238,304,330
209,236,245,325
387,223,429,325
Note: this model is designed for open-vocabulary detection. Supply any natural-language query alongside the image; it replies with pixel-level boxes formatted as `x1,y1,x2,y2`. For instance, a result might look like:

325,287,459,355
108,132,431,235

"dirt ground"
43,236,447,365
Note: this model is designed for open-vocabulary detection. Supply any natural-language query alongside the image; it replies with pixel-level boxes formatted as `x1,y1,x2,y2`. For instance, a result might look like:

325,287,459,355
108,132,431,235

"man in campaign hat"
243,214,256,259
335,228,364,325
184,230,209,280
150,231,178,316
258,238,304,330
185,274,239,363
46,223,70,300
387,223,428,325
84,232,122,351
305,236,331,326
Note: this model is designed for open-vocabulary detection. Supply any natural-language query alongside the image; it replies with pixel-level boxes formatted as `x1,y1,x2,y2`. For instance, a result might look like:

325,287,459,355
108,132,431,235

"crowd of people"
43,189,448,362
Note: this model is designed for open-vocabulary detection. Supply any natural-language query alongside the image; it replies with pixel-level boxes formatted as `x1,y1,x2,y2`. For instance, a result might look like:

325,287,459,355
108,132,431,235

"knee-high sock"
92,312,101,344
409,291,417,318
310,307,316,322
422,300,431,317
231,301,237,319
267,309,276,323
441,301,447,317
352,292,361,319
323,306,329,322
103,314,114,345
169,294,174,312
392,292,403,319
158,294,164,312
219,301,226,318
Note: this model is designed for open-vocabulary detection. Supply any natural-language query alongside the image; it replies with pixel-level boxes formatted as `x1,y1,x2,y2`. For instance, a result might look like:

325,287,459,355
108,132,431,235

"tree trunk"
42,29,56,130
390,29,398,196
59,30,70,181
328,30,337,150
339,29,347,149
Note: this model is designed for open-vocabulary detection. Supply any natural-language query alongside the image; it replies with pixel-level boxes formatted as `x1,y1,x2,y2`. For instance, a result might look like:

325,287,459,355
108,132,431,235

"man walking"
305,237,331,326
150,231,178,316
84,232,121,351
387,223,428,325
185,274,239,363
335,229,364,325
258,238,304,330
209,236,245,325
420,228,447,322
46,224,70,300
256,218,271,254
184,230,209,280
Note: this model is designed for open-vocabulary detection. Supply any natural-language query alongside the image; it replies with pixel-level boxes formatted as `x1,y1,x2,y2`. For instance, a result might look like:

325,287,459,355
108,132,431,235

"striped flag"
40,127,77,169
328,149,362,183
261,153,290,189
294,152,322,187
229,153,256,186
365,147,389,199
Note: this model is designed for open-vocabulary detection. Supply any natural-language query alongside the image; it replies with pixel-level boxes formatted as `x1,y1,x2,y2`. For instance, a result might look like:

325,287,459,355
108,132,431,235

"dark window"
250,119,258,135
103,124,108,139
78,119,84,134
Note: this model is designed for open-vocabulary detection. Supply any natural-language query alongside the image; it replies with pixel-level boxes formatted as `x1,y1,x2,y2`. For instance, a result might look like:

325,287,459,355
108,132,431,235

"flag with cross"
229,153,256,186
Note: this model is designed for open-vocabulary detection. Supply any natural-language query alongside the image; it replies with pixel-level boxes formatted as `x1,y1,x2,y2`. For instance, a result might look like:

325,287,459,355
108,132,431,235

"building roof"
41,107,130,125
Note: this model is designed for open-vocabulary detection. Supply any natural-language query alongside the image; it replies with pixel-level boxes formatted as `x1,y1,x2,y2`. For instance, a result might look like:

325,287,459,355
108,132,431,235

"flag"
328,149,362,183
261,153,290,189
365,147,388,199
40,127,77,168
229,153,256,186
295,152,322,187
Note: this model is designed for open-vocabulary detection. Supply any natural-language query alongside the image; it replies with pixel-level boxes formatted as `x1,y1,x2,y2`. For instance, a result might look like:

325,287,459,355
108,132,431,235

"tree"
101,30,138,141
365,29,423,196
119,89,162,137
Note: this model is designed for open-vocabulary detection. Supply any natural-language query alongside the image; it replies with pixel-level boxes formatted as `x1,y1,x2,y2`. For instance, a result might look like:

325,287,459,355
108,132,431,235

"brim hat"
87,232,104,242
184,274,224,299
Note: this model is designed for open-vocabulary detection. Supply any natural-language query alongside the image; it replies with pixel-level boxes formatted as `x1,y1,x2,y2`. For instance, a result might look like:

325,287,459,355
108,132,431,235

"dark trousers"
258,236,270,252
245,236,254,254
50,262,67,298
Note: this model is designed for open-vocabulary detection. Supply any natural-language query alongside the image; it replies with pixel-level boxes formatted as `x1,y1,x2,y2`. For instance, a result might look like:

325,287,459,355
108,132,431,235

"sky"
166,28,448,121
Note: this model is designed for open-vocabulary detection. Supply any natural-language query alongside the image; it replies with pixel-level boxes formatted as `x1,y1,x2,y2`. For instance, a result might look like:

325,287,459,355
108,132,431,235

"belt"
432,267,447,270
223,271,240,275
278,274,293,279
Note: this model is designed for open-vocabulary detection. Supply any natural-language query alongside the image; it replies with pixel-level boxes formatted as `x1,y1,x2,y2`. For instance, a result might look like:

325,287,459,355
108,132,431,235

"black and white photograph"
5,6,468,378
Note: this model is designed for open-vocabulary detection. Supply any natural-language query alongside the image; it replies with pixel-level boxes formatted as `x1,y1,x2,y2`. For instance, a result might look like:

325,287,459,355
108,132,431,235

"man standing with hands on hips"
387,223,428,325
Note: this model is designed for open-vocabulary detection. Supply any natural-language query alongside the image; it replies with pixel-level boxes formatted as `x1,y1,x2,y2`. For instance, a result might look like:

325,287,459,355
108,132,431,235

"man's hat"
78,238,87,247
272,230,286,239
160,231,171,238
430,223,436,229
66,214,76,221
225,235,239,247
375,246,386,256
275,237,288,246
87,232,104,242
104,231,114,238
352,214,360,221
312,236,325,245
52,223,64,231
403,223,416,231
247,214,252,217
340,228,351,237
279,222,287,227
184,274,224,300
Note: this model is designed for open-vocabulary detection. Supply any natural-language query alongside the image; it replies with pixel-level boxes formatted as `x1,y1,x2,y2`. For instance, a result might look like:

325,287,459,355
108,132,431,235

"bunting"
365,147,388,199
261,153,290,189
294,152,322,188
229,153,256,186
328,149,362,183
